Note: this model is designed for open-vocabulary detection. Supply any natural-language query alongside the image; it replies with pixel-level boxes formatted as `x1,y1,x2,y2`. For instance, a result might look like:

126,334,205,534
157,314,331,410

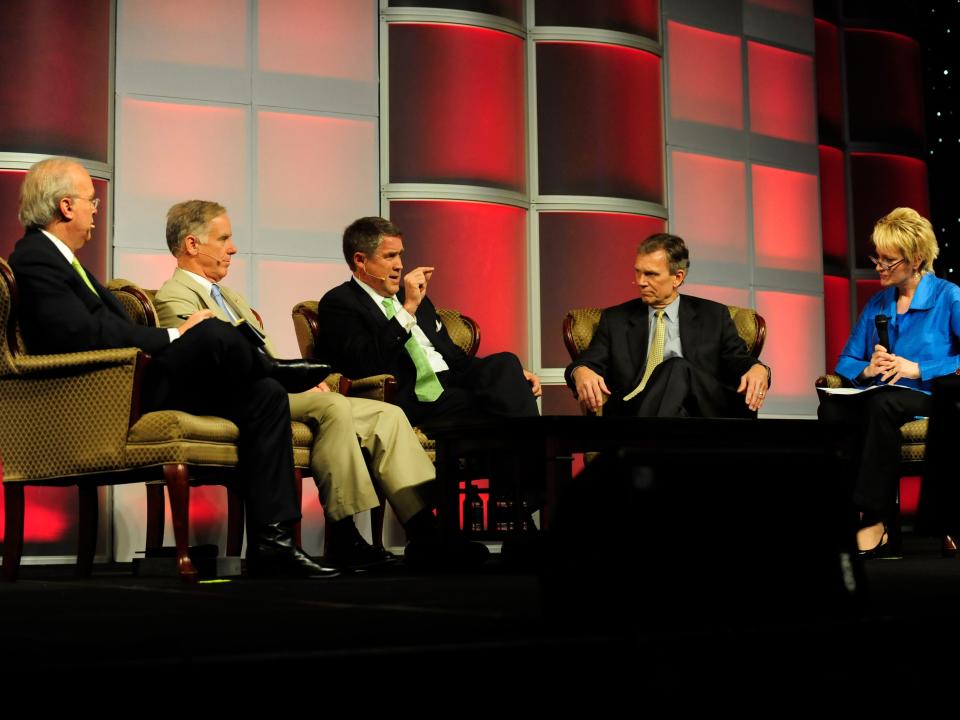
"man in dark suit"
8,157,337,579
317,216,541,429
565,233,770,418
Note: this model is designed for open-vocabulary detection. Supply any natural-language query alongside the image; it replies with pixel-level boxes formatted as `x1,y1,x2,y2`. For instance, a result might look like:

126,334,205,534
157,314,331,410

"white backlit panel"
252,258,352,359
115,98,250,252
255,110,378,259
255,0,377,115
113,250,178,291
117,0,250,103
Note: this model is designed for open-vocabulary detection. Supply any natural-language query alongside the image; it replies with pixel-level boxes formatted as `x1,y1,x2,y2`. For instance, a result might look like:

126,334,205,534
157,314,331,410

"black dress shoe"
325,538,398,572
247,521,340,579
858,530,896,560
267,359,332,394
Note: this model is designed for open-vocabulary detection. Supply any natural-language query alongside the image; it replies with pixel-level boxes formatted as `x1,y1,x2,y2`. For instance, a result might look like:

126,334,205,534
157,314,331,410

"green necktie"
382,298,444,402
71,258,98,297
624,309,665,401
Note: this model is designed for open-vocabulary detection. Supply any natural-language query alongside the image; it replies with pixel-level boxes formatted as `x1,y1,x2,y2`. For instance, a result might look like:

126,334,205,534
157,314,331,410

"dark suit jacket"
8,229,170,355
317,279,468,409
564,295,759,416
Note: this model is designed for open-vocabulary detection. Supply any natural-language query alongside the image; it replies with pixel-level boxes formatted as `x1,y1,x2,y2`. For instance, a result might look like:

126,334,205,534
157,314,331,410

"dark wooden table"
424,415,853,541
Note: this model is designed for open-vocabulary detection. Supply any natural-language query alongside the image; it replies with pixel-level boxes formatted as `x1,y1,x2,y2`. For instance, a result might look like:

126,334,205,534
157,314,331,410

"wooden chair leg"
226,488,244,556
145,483,165,550
2,483,25,582
294,469,303,549
163,463,198,582
76,485,98,577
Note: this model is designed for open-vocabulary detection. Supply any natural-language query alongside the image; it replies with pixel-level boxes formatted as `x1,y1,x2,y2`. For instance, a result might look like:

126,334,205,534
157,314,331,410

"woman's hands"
862,344,920,384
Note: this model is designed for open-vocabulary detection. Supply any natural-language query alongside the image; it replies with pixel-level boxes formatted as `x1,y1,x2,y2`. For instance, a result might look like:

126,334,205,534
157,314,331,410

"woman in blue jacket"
820,207,960,557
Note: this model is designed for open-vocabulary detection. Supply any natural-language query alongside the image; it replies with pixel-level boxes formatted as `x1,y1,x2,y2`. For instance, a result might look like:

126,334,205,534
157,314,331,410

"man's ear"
674,268,686,288
58,196,75,221
353,251,366,270
184,234,200,255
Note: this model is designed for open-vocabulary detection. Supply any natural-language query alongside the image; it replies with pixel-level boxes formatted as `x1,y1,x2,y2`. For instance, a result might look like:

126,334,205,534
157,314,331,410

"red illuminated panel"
389,0,522,22
900,476,921,516
119,0,247,69
755,291,824,399
823,275,851,372
535,0,660,41
819,145,848,266
814,20,842,144
667,22,743,130
538,212,666,368
0,0,110,160
0,170,27,262
681,285,750,308
849,153,929,268
0,486,75,552
752,164,820,273
0,171,107,282
747,42,816,144
856,279,882,315
258,0,375,81
670,151,747,266
390,24,525,191
845,30,923,147
537,42,663,201
389,200,527,361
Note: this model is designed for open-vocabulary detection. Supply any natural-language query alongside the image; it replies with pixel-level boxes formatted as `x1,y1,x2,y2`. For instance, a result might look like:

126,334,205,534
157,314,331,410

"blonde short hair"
872,207,939,275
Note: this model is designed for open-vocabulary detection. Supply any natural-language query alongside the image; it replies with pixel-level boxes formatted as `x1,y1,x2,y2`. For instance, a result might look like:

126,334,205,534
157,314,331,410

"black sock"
403,509,438,543
328,517,364,548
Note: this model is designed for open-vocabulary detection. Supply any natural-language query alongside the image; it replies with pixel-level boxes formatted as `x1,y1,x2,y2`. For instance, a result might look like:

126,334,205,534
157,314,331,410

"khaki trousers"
288,391,435,523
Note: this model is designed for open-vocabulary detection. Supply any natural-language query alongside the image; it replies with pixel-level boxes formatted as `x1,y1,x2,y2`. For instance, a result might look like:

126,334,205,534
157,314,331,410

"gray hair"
18,157,84,230
166,200,227,256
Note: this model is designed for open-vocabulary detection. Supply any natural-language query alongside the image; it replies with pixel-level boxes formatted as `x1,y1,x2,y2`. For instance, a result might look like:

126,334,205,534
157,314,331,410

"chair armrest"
10,347,141,376
815,374,850,389
0,348,145,482
344,374,399,404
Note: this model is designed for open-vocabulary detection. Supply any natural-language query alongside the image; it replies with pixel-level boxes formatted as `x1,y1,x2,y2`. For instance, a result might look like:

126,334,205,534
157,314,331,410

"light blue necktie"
210,284,233,319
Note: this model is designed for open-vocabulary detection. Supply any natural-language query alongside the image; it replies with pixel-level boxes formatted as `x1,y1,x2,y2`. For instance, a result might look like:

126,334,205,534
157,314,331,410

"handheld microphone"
875,314,891,352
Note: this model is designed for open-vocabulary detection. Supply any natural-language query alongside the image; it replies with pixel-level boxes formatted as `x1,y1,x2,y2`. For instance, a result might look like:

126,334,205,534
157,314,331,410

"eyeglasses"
869,256,905,272
71,196,100,210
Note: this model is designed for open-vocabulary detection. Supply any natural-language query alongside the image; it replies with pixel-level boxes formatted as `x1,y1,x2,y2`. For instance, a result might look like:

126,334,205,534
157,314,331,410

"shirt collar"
41,229,75,265
181,268,216,296
353,276,397,311
909,273,936,310
648,294,680,322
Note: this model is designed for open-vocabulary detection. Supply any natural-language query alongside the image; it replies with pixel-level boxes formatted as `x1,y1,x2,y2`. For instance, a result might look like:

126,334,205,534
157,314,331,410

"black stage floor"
2,536,959,700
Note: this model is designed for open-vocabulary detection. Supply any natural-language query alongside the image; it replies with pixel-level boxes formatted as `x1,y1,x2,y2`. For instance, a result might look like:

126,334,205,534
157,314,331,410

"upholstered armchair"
562,305,767,415
0,259,310,582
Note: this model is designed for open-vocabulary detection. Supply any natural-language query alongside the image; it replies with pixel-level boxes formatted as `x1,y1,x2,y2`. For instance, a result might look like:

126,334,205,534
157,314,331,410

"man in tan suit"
154,200,443,570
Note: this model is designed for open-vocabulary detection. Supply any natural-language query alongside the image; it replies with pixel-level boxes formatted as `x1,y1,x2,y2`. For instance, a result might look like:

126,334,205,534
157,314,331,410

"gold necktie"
624,309,665,401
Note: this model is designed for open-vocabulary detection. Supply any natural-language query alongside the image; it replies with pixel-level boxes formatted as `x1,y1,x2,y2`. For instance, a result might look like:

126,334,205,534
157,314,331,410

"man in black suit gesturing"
566,233,770,418
8,157,337,578
317,216,541,429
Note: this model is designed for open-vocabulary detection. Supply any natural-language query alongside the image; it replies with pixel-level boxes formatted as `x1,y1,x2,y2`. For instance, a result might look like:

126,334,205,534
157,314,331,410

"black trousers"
406,352,540,430
619,357,753,419
142,319,300,526
818,386,931,524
